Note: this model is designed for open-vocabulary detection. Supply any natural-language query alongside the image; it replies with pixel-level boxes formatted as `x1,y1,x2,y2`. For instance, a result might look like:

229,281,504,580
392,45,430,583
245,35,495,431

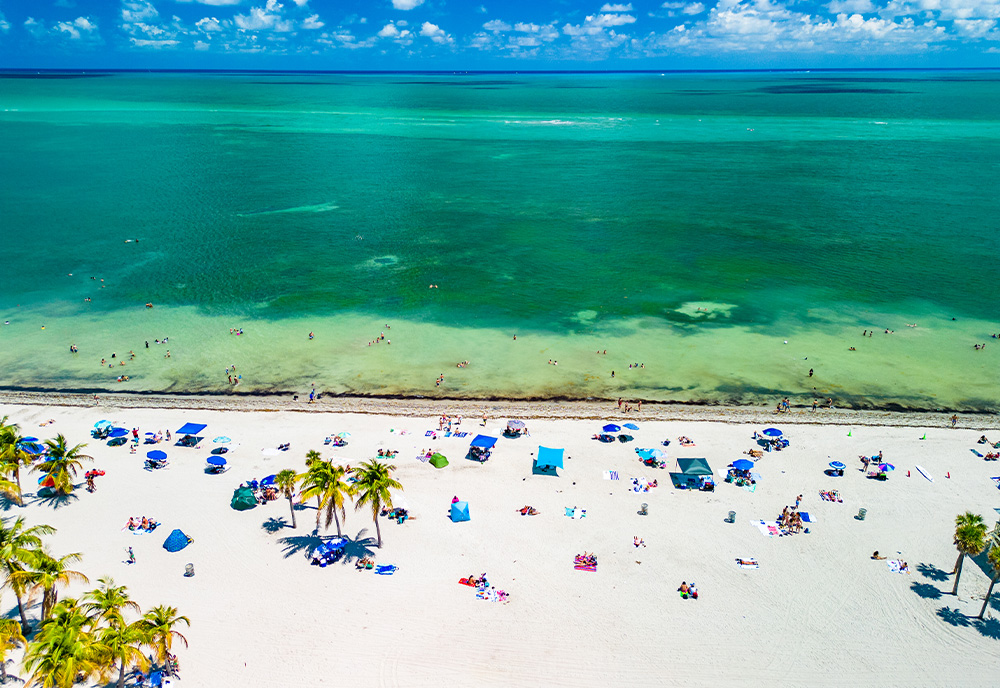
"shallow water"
0,71,997,409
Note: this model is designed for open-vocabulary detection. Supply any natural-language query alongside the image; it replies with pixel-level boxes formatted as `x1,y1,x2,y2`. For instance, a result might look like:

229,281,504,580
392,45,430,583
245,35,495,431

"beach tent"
450,501,470,522
177,423,207,436
429,453,449,469
676,458,713,476
469,435,498,450
231,486,258,511
535,446,565,473
162,529,192,552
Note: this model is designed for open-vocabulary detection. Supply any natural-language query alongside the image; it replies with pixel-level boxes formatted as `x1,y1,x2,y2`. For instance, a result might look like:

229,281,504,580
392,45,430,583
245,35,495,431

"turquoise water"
0,71,998,409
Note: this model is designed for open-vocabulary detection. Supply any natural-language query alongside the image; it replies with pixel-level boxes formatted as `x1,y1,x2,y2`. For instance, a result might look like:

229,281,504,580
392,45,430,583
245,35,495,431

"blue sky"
0,0,998,69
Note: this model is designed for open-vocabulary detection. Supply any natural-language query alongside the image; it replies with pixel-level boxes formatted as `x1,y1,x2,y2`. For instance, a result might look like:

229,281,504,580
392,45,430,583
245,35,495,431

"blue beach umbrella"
206,456,226,467
763,428,783,438
94,420,111,429
732,459,754,471
146,450,167,460
623,423,639,430
213,436,231,444
19,442,45,455
109,427,129,438
260,474,277,486
602,424,621,433
829,461,846,470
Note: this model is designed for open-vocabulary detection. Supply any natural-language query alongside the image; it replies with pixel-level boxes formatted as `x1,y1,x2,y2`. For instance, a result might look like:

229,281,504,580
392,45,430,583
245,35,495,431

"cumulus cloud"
54,16,99,40
301,14,323,29
24,17,46,37
391,0,425,9
601,3,634,10
175,0,244,6
826,0,875,13
377,21,413,42
0,11,9,33
196,16,226,32
483,19,512,31
235,0,293,31
563,12,637,36
420,21,452,43
121,1,159,23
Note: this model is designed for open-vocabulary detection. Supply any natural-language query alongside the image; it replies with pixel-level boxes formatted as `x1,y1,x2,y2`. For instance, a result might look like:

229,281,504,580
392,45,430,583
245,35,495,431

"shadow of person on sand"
936,606,971,627
916,562,950,582
910,582,943,600
261,517,288,534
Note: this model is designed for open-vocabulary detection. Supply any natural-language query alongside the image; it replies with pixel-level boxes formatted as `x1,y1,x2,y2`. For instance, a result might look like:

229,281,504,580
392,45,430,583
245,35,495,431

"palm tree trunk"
334,508,342,538
953,550,964,574
287,497,296,529
15,591,30,633
373,504,382,548
952,554,965,596
315,496,322,531
1,654,8,683
979,574,999,619
117,659,126,688
14,467,22,507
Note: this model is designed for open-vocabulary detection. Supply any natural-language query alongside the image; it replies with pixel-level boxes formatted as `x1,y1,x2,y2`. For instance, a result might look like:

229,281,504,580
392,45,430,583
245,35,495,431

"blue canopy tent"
469,435,498,449
670,458,715,491
450,501,470,522
534,446,565,475
177,423,207,436
162,529,192,552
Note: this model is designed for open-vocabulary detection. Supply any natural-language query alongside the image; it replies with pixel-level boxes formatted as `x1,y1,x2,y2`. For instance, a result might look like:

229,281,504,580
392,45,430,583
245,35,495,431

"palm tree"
36,435,92,496
300,453,333,532
142,605,189,677
951,512,988,596
0,421,32,506
274,469,299,529
978,547,1000,620
0,618,26,684
321,464,354,538
353,460,402,548
82,577,140,628
23,598,98,688
0,516,56,632
13,550,89,621
94,620,149,688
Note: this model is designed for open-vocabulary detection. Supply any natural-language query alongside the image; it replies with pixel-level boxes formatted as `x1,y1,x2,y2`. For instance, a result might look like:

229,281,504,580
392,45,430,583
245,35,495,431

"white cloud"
377,21,412,42
683,3,706,14
826,0,875,12
483,19,512,31
478,4,488,12
122,1,159,23
0,11,9,33
601,3,634,10
291,0,309,5
24,17,46,37
54,16,99,40
953,17,996,34
196,16,226,31
130,37,179,47
302,14,323,29
194,39,210,49
420,20,452,43
563,12,637,35
235,0,293,31
391,0,425,9
175,0,244,5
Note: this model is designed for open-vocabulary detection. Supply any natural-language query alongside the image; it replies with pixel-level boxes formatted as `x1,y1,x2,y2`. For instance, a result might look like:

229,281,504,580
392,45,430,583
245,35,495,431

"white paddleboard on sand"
916,465,934,482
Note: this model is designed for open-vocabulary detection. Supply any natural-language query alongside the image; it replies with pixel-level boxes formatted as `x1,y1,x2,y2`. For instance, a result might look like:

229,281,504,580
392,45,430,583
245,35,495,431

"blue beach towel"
375,564,397,575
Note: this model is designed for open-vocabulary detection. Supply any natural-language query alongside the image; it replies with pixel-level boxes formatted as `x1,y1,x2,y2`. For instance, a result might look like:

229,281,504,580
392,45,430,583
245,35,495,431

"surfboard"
916,465,934,482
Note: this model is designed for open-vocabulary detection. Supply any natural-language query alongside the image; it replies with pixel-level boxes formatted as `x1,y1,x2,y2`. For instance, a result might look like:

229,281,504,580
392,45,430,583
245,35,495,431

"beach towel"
565,507,575,517
751,520,781,537
736,558,759,569
603,470,620,481
425,431,435,437
415,454,429,463
564,507,587,519
800,512,814,523
743,483,757,493
459,578,476,587
888,560,908,574
750,472,763,483
455,432,468,438
375,565,397,575
574,565,597,572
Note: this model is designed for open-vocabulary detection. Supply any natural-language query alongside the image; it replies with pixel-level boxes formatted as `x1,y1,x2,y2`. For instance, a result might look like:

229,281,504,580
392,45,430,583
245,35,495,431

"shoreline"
4,389,998,430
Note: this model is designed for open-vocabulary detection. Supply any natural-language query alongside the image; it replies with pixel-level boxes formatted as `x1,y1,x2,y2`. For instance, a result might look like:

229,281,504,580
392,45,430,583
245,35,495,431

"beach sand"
3,396,1000,687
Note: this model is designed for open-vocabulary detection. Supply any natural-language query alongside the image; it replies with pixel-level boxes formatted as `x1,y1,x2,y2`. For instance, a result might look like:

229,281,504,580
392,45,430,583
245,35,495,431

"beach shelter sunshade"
206,456,226,467
162,529,192,552
676,458,713,476
636,448,664,460
536,446,565,470
108,427,129,438
829,461,846,470
213,436,231,444
450,501,470,522
231,486,258,511
763,428,783,437
602,424,621,433
94,420,112,429
469,435,498,449
732,459,754,471
146,450,167,460
177,423,207,436
623,423,640,430
429,453,449,469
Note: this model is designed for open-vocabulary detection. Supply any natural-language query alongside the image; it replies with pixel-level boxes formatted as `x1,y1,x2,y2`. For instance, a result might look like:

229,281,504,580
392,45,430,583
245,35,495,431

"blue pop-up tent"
469,435,498,449
450,501,470,522
162,529,192,552
177,423,207,436
535,446,565,474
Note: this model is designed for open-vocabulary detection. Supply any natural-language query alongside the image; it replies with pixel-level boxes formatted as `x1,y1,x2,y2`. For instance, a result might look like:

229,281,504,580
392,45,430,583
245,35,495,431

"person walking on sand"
950,414,958,427
126,547,135,565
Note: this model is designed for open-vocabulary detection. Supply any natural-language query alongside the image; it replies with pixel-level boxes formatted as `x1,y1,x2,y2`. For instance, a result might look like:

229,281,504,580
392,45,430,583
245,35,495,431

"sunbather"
736,558,757,566
872,551,886,560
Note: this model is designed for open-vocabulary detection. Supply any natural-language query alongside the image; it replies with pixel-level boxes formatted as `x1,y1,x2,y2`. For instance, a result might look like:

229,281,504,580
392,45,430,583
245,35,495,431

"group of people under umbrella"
593,422,638,443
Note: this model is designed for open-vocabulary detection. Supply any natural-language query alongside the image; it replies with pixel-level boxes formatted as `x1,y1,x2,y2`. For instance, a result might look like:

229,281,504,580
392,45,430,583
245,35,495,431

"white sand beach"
3,397,1000,687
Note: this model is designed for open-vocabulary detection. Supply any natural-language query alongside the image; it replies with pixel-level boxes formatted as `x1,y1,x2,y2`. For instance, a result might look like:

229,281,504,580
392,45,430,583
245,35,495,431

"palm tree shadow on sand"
975,617,1000,640
277,533,325,560
916,562,950,582
26,490,79,510
937,606,971,627
910,581,943,599
261,517,288,534
340,529,376,565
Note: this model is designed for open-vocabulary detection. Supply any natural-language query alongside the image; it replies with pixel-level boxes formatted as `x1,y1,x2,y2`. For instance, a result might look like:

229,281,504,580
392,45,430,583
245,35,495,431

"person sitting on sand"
872,551,886,560
127,518,137,531
736,559,756,566
900,562,910,573
678,582,690,597
140,517,149,530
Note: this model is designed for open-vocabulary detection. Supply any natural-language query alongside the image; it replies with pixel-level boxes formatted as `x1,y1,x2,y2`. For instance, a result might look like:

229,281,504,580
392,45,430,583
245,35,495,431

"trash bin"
184,563,195,577
726,510,736,523
857,508,867,521
638,503,648,516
